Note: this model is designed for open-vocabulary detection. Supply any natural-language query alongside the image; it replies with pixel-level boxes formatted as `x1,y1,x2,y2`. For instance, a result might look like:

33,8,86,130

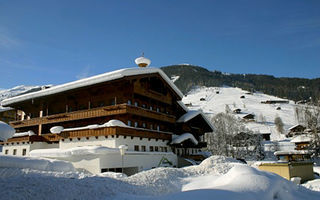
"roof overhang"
2,67,183,107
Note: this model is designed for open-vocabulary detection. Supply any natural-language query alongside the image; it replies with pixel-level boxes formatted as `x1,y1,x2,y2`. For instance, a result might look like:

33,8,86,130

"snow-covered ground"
0,155,319,200
183,86,298,141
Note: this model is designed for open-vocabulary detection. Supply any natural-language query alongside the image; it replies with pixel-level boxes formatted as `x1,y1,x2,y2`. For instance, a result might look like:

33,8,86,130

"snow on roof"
0,121,15,141
177,110,214,132
171,133,198,145
2,67,183,106
274,150,311,156
13,130,35,137
0,106,14,112
291,135,312,143
30,145,175,158
288,124,304,130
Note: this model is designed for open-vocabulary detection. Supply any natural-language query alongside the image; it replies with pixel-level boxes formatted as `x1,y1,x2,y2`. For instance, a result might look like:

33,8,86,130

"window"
157,125,160,131
142,123,146,128
150,106,153,111
142,104,146,108
5,150,8,154
127,100,131,105
159,147,163,152
164,147,168,152
22,149,27,156
134,102,139,107
127,120,132,126
155,146,159,152
134,122,138,128
150,124,153,130
13,149,17,155
141,146,146,152
134,145,139,151
156,108,160,112
150,146,154,152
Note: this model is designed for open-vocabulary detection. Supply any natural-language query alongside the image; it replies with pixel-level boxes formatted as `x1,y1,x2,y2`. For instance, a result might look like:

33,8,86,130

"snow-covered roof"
288,124,305,130
2,67,183,106
274,150,311,156
177,110,214,132
171,133,198,145
291,135,312,143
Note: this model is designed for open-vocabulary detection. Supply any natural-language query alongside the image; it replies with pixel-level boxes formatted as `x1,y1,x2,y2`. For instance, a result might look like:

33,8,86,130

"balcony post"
38,110,43,135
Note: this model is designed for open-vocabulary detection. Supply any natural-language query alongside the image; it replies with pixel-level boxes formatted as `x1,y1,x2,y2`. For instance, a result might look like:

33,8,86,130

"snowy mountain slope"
0,85,43,111
183,86,299,141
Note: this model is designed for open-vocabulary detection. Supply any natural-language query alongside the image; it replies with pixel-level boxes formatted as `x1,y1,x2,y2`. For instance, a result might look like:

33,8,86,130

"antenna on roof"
135,53,151,68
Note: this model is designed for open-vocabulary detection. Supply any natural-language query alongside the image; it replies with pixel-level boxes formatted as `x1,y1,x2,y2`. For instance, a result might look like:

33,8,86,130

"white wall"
59,136,115,149
2,142,58,156
69,152,177,174
60,135,172,152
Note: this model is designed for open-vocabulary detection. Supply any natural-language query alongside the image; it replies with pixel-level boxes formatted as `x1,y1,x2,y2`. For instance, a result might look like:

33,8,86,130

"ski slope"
183,86,298,141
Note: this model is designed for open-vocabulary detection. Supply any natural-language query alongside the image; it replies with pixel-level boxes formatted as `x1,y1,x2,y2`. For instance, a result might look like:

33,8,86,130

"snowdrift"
0,155,319,200
0,155,76,172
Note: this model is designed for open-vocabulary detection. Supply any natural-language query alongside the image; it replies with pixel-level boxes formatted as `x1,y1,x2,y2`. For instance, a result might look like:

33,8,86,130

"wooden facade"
3,70,211,150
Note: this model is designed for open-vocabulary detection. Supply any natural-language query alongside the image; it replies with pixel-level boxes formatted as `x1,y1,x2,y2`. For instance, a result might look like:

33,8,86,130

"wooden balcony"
4,126,172,144
10,104,176,128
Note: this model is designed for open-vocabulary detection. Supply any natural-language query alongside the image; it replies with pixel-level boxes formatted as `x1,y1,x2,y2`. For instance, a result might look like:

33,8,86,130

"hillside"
161,65,320,102
182,86,297,141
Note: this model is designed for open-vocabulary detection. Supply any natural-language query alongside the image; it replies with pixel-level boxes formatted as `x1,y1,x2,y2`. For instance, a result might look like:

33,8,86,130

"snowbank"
0,155,75,172
0,155,319,200
0,121,15,141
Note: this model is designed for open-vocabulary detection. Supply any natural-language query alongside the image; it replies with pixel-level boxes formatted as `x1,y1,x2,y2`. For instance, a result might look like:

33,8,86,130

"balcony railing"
4,126,172,143
10,104,176,128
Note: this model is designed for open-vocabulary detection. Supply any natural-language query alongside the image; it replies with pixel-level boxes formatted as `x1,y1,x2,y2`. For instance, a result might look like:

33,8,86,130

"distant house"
257,130,271,141
287,124,306,137
216,91,219,94
200,98,206,101
233,108,241,114
240,95,245,99
276,107,281,110
261,100,289,104
242,114,255,122
291,135,312,150
258,150,314,183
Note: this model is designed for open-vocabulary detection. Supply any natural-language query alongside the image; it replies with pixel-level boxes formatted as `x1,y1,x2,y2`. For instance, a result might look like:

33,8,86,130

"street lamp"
118,145,128,174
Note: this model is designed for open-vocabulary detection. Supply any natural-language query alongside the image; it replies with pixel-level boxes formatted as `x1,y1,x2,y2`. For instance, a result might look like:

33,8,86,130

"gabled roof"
2,67,183,106
177,110,214,132
288,124,305,131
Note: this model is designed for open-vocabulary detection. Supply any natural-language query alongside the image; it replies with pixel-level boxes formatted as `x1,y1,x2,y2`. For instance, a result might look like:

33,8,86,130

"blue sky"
0,0,319,88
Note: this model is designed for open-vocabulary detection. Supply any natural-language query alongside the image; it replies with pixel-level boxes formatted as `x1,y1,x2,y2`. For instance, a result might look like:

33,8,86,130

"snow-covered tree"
295,101,320,157
205,113,264,160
